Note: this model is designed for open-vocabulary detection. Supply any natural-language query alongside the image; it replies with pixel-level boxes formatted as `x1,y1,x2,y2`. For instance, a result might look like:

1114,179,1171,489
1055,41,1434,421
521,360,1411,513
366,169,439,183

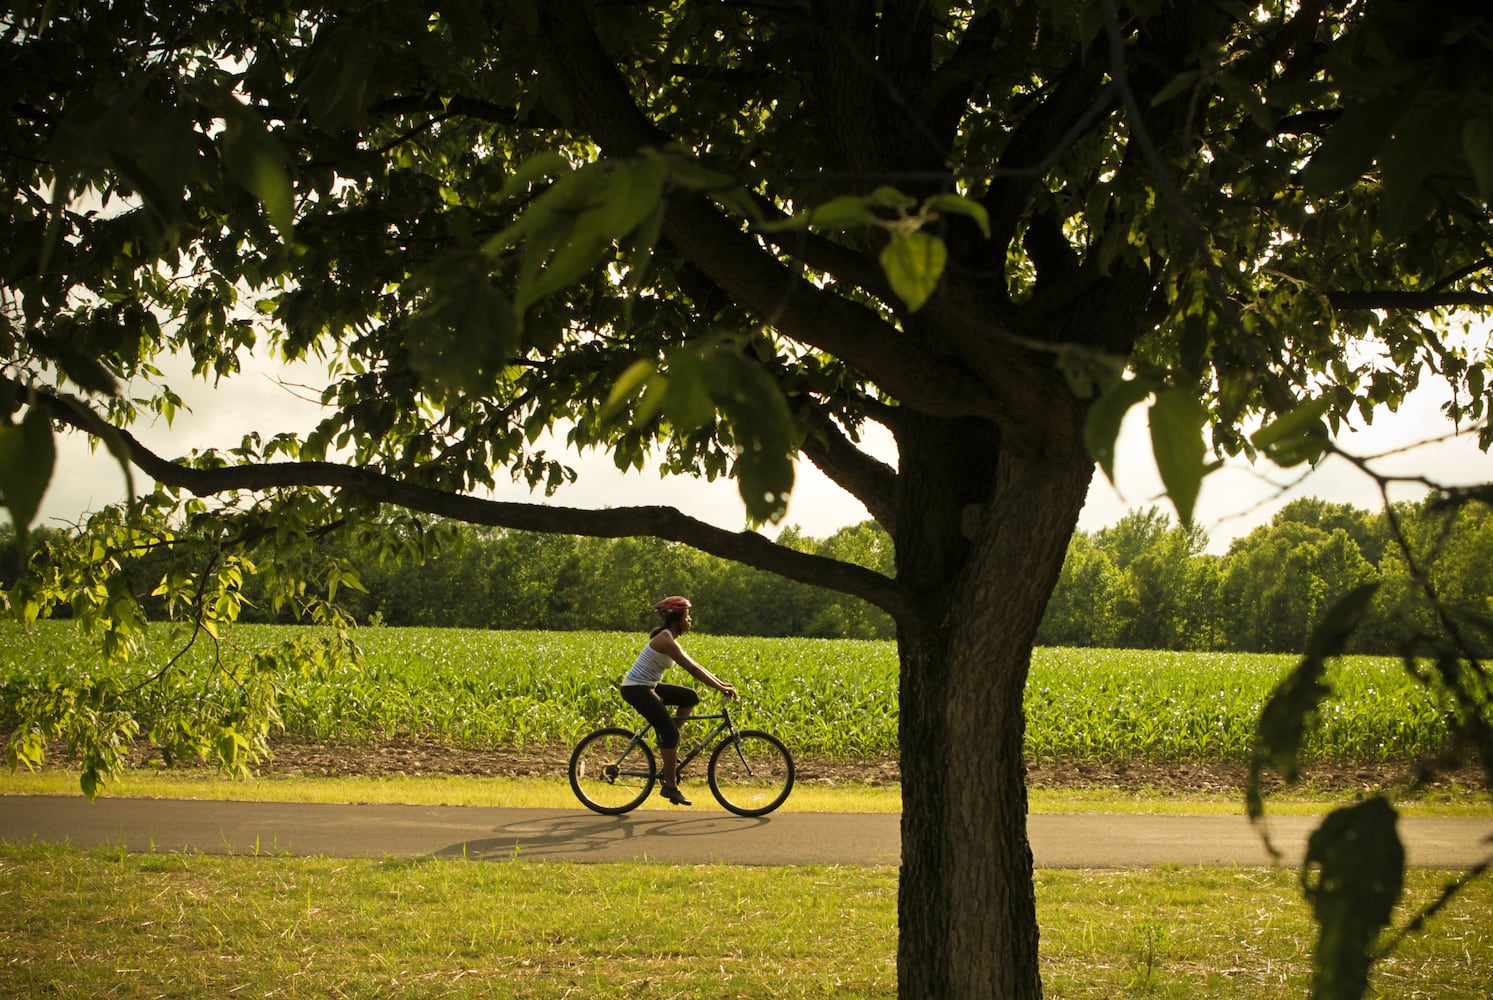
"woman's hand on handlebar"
718,681,738,700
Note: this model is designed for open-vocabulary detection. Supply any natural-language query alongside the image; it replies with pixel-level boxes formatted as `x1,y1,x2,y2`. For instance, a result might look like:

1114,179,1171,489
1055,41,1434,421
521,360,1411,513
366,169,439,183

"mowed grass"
2,843,1490,1000
0,621,1456,764
4,623,1490,998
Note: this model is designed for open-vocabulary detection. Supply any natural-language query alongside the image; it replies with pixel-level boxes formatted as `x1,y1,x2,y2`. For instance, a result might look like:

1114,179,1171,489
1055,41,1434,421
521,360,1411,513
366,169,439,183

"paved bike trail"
3,795,1489,868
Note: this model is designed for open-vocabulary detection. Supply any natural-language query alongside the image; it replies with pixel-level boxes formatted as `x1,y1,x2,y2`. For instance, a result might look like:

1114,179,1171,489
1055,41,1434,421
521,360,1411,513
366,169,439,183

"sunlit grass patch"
2,845,1489,999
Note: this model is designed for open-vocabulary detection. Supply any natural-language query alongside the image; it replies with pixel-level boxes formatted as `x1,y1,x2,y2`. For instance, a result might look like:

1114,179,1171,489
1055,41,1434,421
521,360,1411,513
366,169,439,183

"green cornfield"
0,621,1452,764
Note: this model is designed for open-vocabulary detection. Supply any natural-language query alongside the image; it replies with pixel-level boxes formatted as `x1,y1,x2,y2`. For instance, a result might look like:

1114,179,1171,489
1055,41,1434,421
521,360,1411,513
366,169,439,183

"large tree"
4,2,1492,997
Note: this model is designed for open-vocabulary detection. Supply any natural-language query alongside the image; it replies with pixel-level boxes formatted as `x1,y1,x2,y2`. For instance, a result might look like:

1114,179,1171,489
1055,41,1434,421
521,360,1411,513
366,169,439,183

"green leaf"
601,359,658,420
296,22,380,130
879,231,947,312
1463,114,1493,200
1305,581,1381,660
1299,96,1411,195
406,260,517,397
125,102,200,223
1252,396,1332,467
1147,389,1208,526
651,148,734,192
924,193,991,238
757,194,878,233
758,186,922,234
7,728,44,771
706,353,795,524
93,423,137,509
1249,654,1331,816
1302,798,1404,1000
1150,70,1200,107
216,727,248,769
595,157,664,228
497,158,666,312
80,767,102,800
220,104,295,236
0,406,56,534
867,186,917,210
620,200,665,297
1213,70,1274,132
661,351,716,429
633,375,669,426
1084,375,1152,484
1378,99,1460,237
1058,344,1128,400
497,150,574,202
36,328,120,395
1247,583,1379,820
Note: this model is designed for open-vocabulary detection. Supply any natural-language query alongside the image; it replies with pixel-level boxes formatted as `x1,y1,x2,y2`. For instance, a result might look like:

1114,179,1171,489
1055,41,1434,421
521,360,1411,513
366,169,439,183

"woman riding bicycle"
620,596,737,806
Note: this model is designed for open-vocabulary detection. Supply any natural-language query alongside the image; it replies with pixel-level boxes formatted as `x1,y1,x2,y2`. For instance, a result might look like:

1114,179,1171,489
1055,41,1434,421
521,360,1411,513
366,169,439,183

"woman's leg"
653,689,698,782
621,685,683,788
655,683,700,721
654,684,700,779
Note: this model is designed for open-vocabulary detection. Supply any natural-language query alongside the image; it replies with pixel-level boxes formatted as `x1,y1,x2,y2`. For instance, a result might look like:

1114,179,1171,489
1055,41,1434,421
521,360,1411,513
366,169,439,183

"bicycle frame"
612,706,740,779
570,700,794,816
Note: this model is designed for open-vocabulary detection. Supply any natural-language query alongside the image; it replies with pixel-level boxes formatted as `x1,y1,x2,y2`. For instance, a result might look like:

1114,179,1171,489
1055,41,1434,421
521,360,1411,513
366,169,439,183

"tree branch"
526,0,1003,424
1428,257,1493,295
371,93,532,129
747,191,893,298
662,195,1002,419
808,1,882,177
980,52,1113,261
926,4,1009,143
29,380,913,618
1327,290,1493,311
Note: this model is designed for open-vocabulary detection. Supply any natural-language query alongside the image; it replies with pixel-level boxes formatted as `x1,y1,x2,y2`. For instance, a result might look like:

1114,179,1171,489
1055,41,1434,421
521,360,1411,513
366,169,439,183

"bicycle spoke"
569,728,655,814
708,730,794,816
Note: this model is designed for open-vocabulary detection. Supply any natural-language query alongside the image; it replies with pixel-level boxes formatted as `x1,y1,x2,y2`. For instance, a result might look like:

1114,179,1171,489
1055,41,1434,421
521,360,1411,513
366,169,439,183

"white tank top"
622,634,675,686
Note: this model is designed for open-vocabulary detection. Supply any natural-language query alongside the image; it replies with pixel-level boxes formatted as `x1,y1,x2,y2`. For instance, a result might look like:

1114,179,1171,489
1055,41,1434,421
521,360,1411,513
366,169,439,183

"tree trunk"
894,413,1095,1000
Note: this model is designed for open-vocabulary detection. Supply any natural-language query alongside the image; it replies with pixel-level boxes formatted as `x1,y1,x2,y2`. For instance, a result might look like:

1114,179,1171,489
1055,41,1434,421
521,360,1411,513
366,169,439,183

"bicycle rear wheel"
707,729,794,816
569,728,656,814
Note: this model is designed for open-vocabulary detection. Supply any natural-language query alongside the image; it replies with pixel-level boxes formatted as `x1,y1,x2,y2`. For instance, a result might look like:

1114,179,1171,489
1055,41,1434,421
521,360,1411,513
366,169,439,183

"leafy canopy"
4,1,1490,549
3,4,1493,998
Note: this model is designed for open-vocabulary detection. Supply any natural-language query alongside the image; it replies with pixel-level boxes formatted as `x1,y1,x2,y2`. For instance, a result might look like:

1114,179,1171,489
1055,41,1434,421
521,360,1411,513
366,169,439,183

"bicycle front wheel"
569,728,656,814
707,729,795,816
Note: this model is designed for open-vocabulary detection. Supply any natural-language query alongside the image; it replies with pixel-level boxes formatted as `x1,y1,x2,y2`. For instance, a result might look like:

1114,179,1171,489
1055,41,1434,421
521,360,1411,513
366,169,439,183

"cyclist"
620,595,737,805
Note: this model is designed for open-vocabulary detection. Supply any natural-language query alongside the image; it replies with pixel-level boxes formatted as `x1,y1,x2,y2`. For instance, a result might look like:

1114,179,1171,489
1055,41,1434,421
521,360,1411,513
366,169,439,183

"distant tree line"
317,519,898,640
5,494,1488,655
1041,495,1493,655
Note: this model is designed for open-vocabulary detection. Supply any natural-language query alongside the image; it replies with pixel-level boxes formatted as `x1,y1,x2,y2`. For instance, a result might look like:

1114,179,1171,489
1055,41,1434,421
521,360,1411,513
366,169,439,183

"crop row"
0,622,1451,764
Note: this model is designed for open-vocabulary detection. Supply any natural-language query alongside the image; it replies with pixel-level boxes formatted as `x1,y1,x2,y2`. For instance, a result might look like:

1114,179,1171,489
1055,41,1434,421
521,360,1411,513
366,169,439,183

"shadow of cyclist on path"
434,811,770,862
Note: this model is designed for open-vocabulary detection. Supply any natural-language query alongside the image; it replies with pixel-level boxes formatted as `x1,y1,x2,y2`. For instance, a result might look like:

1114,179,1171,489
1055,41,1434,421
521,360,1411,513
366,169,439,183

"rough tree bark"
893,405,1095,998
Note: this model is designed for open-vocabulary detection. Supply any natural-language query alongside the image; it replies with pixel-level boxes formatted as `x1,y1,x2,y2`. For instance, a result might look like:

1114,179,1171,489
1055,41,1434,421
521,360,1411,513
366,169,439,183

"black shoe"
660,784,691,806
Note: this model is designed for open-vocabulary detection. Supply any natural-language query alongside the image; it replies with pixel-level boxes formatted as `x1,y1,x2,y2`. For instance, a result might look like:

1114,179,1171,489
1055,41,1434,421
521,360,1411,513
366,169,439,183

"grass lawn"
3,768,1489,998
1,842,1489,999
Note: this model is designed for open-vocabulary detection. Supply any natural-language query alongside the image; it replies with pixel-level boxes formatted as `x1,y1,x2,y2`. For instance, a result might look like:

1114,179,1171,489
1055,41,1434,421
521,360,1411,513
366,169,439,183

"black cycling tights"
620,683,700,750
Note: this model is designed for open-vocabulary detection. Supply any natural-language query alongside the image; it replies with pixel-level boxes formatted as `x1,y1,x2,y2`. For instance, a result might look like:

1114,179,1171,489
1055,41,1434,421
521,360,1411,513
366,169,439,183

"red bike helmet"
653,595,692,614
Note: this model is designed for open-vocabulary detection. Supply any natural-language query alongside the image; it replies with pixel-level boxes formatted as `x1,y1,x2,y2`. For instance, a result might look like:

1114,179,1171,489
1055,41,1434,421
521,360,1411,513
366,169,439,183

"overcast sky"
26,342,1493,555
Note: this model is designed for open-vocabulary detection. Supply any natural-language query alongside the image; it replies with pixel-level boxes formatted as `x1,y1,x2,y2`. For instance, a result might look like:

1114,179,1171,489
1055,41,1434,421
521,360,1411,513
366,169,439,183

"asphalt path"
3,795,1489,868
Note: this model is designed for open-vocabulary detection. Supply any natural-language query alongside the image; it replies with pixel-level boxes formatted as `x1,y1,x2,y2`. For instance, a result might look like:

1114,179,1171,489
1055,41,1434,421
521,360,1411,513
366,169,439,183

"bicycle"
568,702,795,817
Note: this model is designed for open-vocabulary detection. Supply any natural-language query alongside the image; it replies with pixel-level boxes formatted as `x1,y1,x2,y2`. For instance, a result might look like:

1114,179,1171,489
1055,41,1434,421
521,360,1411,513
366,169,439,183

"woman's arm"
654,633,737,697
